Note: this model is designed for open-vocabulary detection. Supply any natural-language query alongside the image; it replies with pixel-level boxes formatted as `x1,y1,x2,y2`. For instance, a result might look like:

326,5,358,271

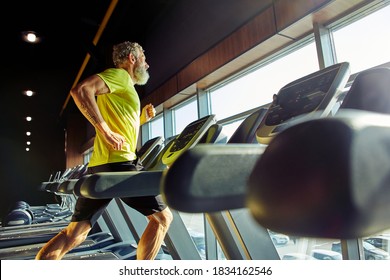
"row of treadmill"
1,61,390,260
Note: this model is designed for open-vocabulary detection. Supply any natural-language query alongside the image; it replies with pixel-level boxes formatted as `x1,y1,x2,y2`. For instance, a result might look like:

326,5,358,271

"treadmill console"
162,114,217,166
137,136,164,164
256,62,350,144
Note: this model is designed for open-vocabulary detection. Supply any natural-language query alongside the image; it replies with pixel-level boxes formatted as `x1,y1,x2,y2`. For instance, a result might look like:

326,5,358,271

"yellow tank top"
88,68,140,167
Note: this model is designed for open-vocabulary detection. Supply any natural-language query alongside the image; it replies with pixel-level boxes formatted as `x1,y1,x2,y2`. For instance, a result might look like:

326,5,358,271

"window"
210,40,318,120
220,120,243,141
149,114,164,139
172,97,198,135
332,4,390,74
83,147,93,165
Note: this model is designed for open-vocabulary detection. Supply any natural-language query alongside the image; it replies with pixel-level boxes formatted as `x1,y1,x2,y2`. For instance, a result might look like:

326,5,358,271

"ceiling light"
22,31,41,43
27,141,31,145
26,131,31,136
26,116,32,121
26,147,30,152
23,90,35,97
27,33,36,42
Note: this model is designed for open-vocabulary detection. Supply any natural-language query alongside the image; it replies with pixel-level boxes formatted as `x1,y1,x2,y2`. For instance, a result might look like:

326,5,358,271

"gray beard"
134,66,150,85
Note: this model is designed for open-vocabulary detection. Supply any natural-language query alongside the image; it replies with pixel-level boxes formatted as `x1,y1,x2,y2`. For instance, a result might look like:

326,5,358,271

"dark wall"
0,129,65,222
143,0,273,94
0,65,69,221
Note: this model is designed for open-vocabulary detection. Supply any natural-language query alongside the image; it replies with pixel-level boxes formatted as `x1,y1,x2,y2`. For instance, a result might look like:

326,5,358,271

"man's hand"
105,130,126,151
99,122,126,150
140,103,156,125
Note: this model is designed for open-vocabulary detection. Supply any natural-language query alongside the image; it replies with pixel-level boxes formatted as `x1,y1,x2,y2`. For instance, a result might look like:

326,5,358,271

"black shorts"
71,160,167,226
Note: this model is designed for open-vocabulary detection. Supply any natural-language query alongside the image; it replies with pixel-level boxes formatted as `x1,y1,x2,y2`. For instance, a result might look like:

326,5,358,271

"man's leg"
136,207,173,260
35,220,92,260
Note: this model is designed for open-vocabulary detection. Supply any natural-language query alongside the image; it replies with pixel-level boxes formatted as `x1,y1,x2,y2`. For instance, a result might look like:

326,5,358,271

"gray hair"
112,41,142,67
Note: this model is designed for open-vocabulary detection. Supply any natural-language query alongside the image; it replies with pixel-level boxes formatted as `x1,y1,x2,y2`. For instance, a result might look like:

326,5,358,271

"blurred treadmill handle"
248,109,390,239
57,179,79,194
161,144,265,213
76,171,163,199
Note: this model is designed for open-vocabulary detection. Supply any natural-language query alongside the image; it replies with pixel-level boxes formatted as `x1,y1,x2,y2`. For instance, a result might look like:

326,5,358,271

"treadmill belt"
0,232,114,259
0,239,95,260
63,251,119,260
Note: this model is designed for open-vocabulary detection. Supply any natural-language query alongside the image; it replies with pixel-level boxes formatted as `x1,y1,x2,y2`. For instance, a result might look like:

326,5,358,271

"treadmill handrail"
74,171,163,199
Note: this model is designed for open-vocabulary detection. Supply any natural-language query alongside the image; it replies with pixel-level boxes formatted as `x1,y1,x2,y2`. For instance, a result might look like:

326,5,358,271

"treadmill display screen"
265,66,339,126
256,62,350,145
162,114,217,166
170,116,211,152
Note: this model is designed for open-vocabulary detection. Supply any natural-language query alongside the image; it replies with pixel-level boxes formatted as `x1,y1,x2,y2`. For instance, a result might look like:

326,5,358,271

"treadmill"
248,66,390,240
159,62,351,259
0,165,88,249
161,62,351,213
0,135,166,258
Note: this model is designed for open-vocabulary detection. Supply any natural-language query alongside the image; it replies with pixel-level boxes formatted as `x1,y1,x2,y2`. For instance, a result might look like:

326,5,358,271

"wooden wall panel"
146,0,368,110
148,7,276,106
274,0,332,31
142,76,178,109
174,6,276,101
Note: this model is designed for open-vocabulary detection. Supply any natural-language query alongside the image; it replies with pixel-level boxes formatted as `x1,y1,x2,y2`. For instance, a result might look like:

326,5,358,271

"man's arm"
70,75,125,150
